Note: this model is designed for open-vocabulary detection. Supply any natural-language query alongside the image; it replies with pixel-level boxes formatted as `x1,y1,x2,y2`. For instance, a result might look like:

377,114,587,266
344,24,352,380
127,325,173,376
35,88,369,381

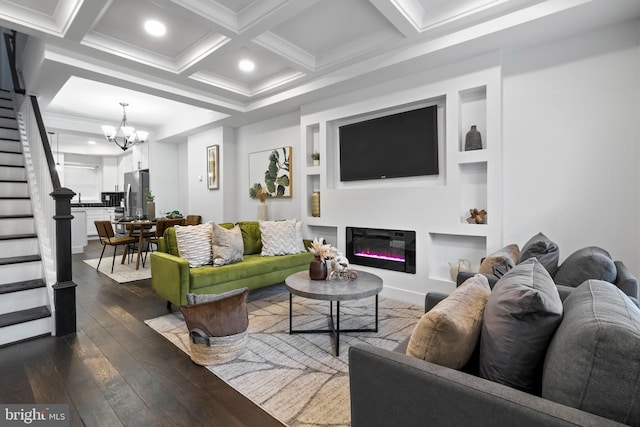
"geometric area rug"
83,257,151,283
144,285,422,427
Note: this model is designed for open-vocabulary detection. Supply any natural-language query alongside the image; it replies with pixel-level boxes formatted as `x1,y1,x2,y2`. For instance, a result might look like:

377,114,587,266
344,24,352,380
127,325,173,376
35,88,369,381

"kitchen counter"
71,202,108,208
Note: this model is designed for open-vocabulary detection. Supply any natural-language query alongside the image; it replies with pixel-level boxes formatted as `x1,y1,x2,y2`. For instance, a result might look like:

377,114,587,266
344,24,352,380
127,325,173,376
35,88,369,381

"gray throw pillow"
553,246,616,288
519,232,559,276
211,223,244,266
479,258,563,394
542,280,640,426
479,244,520,277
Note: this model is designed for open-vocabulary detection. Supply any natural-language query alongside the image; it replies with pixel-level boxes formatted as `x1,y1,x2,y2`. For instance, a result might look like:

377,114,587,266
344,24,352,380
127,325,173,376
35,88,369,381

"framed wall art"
248,146,292,198
207,145,219,190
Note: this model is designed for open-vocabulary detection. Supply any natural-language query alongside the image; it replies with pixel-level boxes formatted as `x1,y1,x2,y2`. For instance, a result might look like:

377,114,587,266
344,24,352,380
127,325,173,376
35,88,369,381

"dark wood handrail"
29,95,62,189
2,31,25,95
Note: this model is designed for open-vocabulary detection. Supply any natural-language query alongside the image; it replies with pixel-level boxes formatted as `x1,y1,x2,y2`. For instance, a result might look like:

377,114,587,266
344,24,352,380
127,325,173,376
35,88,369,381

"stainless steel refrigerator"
124,169,150,218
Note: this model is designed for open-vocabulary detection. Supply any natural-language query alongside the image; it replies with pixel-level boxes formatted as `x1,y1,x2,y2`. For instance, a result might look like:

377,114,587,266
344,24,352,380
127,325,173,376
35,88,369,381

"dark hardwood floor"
0,240,285,427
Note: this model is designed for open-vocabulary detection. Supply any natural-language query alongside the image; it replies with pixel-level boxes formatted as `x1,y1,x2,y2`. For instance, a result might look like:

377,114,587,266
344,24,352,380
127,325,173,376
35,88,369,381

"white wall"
502,20,640,269
186,127,236,223
235,112,302,222
149,139,181,217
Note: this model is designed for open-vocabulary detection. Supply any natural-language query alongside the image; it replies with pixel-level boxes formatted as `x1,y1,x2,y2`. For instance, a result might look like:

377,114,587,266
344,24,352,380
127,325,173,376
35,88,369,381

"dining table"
124,220,156,270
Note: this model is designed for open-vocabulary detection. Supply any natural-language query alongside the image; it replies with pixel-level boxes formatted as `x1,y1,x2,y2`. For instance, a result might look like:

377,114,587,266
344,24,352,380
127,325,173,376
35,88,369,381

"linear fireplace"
346,227,416,274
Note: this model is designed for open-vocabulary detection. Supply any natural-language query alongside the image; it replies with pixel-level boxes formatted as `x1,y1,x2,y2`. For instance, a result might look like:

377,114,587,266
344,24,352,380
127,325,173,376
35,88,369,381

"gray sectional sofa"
349,279,640,427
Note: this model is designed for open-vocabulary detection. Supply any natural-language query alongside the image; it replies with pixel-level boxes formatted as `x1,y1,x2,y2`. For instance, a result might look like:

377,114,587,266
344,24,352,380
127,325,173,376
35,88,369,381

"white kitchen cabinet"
70,210,87,254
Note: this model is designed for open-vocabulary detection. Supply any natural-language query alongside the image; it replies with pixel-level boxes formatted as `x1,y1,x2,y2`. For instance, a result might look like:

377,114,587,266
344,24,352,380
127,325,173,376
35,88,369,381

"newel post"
51,187,77,336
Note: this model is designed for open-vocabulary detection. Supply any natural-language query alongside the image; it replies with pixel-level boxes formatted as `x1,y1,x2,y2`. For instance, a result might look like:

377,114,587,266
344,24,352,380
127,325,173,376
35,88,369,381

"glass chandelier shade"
101,102,148,151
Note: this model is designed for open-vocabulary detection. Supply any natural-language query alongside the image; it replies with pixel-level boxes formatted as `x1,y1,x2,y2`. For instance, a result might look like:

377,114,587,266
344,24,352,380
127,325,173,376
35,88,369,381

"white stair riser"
0,199,31,215
0,98,12,109
0,117,16,128
0,317,51,346
0,262,42,284
0,109,16,118
0,218,34,234
0,128,18,140
0,287,47,315
0,166,26,180
0,152,23,166
0,182,28,197
0,238,38,258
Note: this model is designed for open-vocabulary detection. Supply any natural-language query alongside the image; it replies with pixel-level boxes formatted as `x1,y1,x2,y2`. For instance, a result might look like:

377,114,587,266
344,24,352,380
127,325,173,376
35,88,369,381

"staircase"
0,89,51,346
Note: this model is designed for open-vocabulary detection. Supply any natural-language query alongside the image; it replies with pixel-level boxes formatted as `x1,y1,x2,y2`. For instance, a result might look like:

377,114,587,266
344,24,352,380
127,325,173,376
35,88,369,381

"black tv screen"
339,105,438,182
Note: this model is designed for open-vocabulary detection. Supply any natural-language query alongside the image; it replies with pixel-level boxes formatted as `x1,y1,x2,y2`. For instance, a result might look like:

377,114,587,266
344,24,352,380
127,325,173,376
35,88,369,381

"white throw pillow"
259,219,301,256
174,223,212,267
211,223,244,266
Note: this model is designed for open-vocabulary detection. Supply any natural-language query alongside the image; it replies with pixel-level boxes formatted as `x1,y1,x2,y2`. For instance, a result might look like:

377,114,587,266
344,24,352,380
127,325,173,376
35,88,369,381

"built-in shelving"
299,65,501,299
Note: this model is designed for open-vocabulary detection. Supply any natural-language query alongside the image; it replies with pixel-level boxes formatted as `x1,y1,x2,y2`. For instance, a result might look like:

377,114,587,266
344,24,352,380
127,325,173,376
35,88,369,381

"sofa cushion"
519,232,560,275
553,246,616,288
162,223,233,257
237,221,262,255
542,280,640,426
211,223,244,266
479,244,520,277
407,274,491,369
479,258,563,394
189,252,312,290
174,223,212,267
259,219,302,256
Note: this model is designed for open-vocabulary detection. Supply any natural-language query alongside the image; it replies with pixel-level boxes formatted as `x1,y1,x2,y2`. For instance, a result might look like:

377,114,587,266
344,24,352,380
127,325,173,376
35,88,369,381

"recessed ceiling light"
88,140,96,145
144,20,166,37
239,59,255,73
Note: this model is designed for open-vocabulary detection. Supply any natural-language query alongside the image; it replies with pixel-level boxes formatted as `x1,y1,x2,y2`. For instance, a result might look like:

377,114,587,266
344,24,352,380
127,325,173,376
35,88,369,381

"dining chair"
146,218,185,252
94,220,138,273
185,215,202,225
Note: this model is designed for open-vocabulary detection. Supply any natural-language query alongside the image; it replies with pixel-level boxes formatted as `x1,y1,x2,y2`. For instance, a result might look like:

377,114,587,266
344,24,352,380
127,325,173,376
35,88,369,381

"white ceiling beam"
42,44,246,114
369,0,422,37
252,31,315,71
61,0,110,42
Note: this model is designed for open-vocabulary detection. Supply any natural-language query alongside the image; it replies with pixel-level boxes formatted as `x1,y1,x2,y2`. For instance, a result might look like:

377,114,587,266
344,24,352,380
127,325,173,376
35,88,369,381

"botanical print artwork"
249,147,292,199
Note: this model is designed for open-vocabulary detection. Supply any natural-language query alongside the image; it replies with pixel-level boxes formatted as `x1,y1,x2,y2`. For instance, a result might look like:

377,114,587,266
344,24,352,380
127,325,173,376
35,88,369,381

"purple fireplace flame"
346,227,416,274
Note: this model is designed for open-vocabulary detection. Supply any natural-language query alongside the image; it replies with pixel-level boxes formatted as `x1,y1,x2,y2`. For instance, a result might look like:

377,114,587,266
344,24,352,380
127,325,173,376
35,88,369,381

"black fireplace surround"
346,227,416,274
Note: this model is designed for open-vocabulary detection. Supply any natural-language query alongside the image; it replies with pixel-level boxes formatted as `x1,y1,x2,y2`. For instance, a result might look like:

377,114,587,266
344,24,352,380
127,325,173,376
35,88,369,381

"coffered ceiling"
0,0,638,151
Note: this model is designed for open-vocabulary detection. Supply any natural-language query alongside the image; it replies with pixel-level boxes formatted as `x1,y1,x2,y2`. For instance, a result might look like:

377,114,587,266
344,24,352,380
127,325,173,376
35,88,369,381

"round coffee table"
285,270,383,356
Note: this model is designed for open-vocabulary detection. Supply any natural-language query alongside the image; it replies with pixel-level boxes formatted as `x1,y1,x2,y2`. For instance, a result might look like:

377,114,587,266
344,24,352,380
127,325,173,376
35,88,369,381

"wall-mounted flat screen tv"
339,105,438,182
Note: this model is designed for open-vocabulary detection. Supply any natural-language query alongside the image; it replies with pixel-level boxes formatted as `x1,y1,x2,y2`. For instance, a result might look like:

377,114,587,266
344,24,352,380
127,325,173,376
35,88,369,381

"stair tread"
0,279,45,295
0,179,27,183
0,254,41,265
0,306,50,328
0,214,33,219
0,233,37,241
0,196,29,200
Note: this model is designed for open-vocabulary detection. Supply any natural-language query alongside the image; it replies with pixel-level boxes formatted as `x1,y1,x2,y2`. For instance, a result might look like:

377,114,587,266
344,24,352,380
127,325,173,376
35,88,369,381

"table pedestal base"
288,294,379,356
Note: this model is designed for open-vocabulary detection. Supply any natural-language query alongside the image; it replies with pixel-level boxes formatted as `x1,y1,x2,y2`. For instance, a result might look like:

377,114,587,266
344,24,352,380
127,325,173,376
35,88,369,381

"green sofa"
150,221,313,308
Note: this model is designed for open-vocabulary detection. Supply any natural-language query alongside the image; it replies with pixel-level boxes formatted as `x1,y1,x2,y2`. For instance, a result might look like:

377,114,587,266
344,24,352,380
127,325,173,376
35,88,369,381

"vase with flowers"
308,237,337,280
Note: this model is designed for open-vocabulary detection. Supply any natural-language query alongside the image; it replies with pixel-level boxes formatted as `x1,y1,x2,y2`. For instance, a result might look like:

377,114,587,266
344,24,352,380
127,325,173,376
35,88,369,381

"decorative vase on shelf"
449,259,471,281
311,191,320,217
257,201,268,221
146,201,155,220
464,125,482,151
309,255,327,280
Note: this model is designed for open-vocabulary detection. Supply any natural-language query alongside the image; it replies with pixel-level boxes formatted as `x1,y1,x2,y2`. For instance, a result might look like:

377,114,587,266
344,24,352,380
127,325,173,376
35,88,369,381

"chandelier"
101,102,149,151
